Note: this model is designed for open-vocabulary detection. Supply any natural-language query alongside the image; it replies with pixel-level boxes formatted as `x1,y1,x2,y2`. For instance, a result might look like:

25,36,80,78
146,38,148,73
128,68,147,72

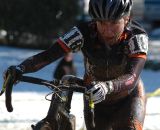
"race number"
128,34,148,54
59,26,84,52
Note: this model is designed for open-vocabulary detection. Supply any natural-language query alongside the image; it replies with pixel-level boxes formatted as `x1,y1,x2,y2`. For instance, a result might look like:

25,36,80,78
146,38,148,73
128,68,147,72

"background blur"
1,0,160,68
0,0,160,130
0,0,160,49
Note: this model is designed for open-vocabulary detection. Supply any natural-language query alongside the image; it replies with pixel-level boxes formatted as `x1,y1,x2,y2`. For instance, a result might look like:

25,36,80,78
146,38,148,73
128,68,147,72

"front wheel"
32,114,76,130
66,114,76,130
58,114,76,130
31,119,54,130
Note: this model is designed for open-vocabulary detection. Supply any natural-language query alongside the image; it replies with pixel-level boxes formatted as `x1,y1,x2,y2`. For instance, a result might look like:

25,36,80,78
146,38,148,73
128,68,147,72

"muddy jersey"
19,20,148,103
17,20,148,129
57,20,148,102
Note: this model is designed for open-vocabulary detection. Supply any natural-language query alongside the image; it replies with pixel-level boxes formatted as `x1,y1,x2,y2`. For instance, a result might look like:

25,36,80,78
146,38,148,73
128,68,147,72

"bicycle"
0,74,95,130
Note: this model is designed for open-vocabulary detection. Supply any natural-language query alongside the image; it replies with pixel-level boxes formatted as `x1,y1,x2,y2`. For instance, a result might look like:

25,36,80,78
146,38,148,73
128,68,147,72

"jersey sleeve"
57,26,84,52
127,34,148,56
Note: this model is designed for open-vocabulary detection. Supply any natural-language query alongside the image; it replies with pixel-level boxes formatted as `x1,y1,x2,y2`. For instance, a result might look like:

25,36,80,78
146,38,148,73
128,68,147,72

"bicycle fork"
45,91,75,130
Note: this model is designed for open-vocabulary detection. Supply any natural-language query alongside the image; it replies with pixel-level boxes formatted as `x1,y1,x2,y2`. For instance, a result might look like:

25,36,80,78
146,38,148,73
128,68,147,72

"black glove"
3,66,24,83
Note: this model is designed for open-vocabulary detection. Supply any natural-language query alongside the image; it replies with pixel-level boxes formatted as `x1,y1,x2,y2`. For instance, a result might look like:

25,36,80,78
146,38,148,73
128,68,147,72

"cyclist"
4,0,148,129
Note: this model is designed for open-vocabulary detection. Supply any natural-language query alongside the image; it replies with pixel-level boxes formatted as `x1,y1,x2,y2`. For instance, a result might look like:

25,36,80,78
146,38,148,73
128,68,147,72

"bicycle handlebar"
5,74,14,112
2,75,95,128
20,75,86,93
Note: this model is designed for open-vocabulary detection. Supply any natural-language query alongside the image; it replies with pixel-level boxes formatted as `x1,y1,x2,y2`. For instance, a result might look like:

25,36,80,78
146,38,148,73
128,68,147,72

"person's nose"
103,25,115,36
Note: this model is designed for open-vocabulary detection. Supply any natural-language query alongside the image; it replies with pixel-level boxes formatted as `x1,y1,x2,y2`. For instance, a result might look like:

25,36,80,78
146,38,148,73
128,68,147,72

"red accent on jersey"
57,39,71,53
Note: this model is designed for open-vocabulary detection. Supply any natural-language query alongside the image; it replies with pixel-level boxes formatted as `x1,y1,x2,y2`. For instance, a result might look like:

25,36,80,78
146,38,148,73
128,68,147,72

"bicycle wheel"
58,113,76,130
31,119,55,130
66,114,76,130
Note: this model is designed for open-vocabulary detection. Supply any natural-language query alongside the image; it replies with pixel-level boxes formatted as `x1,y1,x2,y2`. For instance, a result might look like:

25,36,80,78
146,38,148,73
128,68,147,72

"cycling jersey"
19,20,148,130
19,20,148,102
56,20,148,130
57,20,148,103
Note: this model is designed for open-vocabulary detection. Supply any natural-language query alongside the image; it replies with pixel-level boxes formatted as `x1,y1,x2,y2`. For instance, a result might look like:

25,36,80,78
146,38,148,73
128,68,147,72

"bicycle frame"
32,88,76,130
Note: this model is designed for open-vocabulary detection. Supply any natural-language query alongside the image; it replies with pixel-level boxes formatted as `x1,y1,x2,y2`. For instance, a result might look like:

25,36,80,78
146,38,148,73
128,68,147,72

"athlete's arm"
110,55,146,93
18,42,67,73
109,33,148,93
18,26,84,74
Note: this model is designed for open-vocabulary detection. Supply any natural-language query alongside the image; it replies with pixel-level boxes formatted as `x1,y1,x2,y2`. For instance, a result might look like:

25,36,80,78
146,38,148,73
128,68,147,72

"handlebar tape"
5,74,14,112
20,76,48,85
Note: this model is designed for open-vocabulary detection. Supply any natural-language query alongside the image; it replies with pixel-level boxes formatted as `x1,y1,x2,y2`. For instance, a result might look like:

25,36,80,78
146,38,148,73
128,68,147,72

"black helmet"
89,0,133,21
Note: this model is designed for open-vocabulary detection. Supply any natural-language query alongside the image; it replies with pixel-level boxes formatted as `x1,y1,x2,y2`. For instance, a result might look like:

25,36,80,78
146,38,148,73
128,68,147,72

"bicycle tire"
58,114,76,130
32,114,75,130
31,119,54,130
66,114,76,130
